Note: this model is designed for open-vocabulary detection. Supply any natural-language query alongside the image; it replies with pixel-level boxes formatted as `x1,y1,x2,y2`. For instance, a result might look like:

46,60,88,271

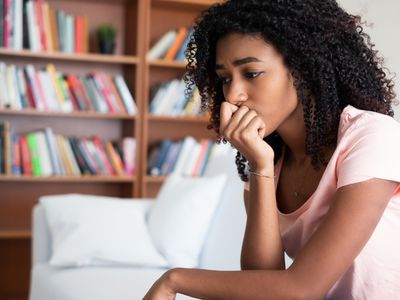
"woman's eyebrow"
215,57,263,70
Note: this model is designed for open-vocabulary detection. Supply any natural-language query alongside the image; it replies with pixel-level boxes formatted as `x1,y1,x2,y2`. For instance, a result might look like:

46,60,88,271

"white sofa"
29,148,249,300
29,149,292,300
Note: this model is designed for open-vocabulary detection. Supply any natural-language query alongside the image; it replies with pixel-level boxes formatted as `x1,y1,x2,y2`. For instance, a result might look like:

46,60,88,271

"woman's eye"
219,77,231,85
245,72,262,79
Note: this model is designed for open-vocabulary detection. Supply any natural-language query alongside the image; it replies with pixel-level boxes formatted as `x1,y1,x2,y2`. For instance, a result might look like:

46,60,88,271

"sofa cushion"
40,194,168,268
147,173,227,268
200,145,246,269
29,264,195,300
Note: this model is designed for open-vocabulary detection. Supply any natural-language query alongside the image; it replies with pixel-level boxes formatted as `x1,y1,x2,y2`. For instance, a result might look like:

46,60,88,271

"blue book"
150,140,172,176
175,28,194,61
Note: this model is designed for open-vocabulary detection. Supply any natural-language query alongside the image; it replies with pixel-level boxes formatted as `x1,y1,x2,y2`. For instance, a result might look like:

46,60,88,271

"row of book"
0,121,136,176
0,62,137,114
147,27,193,61
149,79,206,117
0,0,89,53
148,137,219,177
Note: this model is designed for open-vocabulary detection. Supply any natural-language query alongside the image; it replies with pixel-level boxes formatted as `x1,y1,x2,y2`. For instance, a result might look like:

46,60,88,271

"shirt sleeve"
336,118,400,189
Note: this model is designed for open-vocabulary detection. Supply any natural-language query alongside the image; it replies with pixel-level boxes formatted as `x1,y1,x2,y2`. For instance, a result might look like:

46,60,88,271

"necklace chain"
291,160,313,198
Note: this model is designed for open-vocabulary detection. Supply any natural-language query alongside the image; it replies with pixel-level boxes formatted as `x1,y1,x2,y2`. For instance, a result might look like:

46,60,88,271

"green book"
27,133,42,176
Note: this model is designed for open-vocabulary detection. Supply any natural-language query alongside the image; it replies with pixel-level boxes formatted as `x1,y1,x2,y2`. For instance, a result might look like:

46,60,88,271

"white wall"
337,0,400,120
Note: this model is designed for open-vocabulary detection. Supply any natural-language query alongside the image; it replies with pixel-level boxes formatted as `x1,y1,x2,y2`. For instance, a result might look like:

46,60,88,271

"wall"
338,0,400,120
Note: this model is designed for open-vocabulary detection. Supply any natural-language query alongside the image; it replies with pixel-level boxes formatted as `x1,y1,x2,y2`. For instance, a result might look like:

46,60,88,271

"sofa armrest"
32,204,52,266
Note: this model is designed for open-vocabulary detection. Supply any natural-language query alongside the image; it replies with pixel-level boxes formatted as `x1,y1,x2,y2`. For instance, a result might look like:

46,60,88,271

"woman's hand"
142,270,176,300
219,101,274,172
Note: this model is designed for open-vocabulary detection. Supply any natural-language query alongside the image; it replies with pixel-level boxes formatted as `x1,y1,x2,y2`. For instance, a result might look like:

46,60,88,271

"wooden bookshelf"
0,109,136,120
148,59,187,68
0,48,139,65
0,175,135,183
0,0,218,298
0,230,31,240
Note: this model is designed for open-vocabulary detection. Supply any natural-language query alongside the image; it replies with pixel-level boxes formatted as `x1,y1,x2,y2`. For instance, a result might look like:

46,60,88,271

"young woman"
144,0,400,299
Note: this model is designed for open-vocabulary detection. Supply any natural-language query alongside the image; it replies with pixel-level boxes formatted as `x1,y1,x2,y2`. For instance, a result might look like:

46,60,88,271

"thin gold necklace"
290,159,313,198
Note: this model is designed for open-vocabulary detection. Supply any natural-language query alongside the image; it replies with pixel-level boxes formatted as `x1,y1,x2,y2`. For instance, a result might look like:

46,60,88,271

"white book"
147,30,177,60
171,136,197,175
38,71,56,111
153,79,180,115
43,127,63,176
149,83,168,113
43,71,61,111
114,75,137,115
6,65,21,109
13,0,23,50
161,79,185,115
0,63,9,108
35,131,54,176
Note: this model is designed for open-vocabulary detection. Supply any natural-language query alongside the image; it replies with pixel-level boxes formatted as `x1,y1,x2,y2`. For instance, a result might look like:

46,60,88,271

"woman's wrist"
248,161,274,176
163,268,180,294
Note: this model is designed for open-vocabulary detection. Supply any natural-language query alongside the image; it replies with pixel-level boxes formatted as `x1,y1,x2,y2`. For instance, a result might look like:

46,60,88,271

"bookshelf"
0,0,219,298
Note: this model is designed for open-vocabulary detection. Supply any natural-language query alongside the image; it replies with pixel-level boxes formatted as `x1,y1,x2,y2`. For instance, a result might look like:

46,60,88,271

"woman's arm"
143,178,398,300
241,173,285,270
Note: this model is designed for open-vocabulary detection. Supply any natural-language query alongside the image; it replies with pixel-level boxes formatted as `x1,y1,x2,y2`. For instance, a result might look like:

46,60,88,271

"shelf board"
147,114,209,123
0,109,136,120
153,0,220,8
0,48,139,65
144,176,166,183
148,59,187,68
0,175,135,183
0,229,31,239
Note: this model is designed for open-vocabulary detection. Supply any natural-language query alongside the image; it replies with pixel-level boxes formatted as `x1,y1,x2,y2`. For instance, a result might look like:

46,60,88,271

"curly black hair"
184,0,396,182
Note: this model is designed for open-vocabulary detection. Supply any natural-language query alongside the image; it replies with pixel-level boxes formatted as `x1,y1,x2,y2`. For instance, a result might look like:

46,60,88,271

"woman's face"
215,32,301,137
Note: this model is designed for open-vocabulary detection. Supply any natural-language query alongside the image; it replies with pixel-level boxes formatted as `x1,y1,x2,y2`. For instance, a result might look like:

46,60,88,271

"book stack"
0,121,136,176
147,27,193,61
149,79,205,117
0,62,137,114
0,0,89,53
147,137,222,177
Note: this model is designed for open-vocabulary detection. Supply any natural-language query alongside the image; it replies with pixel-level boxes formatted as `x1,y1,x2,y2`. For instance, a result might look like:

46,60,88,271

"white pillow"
147,173,228,268
40,194,168,268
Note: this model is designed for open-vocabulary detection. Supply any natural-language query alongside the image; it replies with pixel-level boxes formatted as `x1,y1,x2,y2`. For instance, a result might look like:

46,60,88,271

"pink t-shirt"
246,105,400,299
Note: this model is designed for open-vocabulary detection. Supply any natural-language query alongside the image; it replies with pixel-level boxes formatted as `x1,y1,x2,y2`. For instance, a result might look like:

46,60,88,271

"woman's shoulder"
338,104,400,142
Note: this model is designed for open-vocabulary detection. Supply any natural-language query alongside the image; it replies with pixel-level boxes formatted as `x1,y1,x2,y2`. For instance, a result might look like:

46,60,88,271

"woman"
144,0,400,299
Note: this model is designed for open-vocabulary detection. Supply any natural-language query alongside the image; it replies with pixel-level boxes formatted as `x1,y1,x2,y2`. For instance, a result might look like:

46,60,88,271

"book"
113,75,137,115
26,132,42,176
164,27,188,60
122,137,136,176
147,30,177,60
20,135,33,175
105,142,124,176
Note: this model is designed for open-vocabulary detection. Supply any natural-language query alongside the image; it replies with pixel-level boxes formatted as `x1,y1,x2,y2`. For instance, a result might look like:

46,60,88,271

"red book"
20,136,33,175
35,0,47,51
92,73,117,112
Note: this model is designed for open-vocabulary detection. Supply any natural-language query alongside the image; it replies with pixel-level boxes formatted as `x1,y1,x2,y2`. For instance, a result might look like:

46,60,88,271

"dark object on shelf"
97,24,116,54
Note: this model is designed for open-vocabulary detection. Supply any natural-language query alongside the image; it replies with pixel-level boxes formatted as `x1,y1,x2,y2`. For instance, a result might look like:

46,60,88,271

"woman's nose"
225,83,248,106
